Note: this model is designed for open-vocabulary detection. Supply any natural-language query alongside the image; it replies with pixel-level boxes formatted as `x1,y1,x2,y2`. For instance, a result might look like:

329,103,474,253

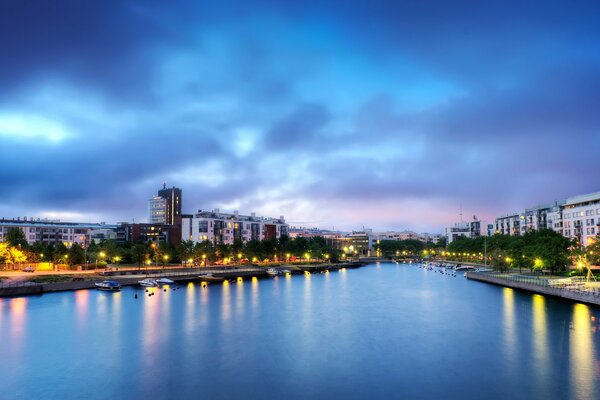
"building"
148,183,182,225
493,191,600,247
0,218,116,247
561,191,600,246
288,227,342,239
116,223,181,247
181,209,288,245
445,217,484,244
149,196,167,224
327,231,373,257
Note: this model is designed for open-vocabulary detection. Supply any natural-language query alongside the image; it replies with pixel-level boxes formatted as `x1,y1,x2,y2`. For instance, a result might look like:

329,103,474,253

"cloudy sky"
1,1,599,232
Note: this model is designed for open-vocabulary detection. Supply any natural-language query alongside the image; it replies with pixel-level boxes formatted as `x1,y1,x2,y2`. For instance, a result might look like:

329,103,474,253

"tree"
53,242,68,263
177,240,195,264
68,243,86,266
131,243,149,267
5,227,28,249
0,242,10,264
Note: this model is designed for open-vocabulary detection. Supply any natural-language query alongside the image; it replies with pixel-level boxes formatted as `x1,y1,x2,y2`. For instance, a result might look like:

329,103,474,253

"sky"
1,1,599,233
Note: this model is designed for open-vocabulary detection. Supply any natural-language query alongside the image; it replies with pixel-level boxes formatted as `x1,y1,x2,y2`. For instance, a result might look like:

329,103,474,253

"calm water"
1,263,599,400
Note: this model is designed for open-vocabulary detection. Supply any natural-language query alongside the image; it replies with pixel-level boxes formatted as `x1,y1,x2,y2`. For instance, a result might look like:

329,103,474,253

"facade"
149,196,166,224
158,186,182,225
148,184,182,225
561,191,600,246
181,209,288,245
444,218,484,244
0,218,116,247
116,223,181,247
493,191,600,247
327,230,374,257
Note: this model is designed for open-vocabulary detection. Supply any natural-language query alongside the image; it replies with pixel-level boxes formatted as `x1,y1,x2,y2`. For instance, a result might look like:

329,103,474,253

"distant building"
149,196,167,224
288,227,342,239
181,209,288,245
0,217,116,247
116,223,181,247
444,217,484,244
148,183,182,225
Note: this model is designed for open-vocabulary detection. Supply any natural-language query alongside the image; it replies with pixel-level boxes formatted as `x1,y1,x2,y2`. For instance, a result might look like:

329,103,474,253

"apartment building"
0,218,116,247
561,191,600,246
181,209,288,245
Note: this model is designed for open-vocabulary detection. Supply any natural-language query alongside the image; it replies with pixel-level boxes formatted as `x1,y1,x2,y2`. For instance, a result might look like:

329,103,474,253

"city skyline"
1,1,600,232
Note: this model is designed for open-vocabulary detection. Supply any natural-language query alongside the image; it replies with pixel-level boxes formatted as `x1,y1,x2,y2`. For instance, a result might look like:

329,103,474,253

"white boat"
156,278,175,285
266,268,279,276
280,269,291,274
95,280,121,291
139,278,158,287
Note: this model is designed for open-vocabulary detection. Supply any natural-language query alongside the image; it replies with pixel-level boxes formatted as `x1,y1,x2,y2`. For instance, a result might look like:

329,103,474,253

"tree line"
0,227,342,267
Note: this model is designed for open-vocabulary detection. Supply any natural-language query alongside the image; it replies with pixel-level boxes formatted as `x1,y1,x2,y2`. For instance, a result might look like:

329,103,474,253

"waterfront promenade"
466,270,600,307
0,261,368,297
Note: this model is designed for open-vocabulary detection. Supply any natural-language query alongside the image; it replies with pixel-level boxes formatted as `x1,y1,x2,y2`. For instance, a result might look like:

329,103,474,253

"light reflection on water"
1,264,599,399
570,303,597,399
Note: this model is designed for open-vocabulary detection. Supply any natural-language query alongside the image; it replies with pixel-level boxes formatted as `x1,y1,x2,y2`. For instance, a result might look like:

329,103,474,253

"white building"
561,191,600,246
148,196,166,224
0,218,116,247
181,209,288,245
493,191,600,247
444,217,484,244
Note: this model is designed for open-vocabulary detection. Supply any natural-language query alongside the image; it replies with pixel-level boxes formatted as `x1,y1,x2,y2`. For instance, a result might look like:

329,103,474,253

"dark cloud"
1,0,599,230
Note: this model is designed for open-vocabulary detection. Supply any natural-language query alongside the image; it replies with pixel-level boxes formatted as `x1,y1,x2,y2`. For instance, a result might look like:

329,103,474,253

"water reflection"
502,288,516,363
9,297,27,349
531,294,549,397
235,277,245,318
185,282,196,333
75,289,90,331
221,280,231,323
570,303,597,399
251,277,259,312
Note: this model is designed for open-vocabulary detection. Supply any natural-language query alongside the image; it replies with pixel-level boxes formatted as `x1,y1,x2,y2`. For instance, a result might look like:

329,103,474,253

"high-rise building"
149,196,166,224
148,183,182,225
158,185,182,225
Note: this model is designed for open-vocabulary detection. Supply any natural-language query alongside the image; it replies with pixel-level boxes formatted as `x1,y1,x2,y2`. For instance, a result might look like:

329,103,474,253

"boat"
198,273,224,282
95,280,121,291
139,278,158,287
156,278,175,285
266,268,279,276
280,269,291,274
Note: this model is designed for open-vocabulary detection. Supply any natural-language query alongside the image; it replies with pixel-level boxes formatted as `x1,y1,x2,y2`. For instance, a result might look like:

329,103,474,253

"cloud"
0,1,599,231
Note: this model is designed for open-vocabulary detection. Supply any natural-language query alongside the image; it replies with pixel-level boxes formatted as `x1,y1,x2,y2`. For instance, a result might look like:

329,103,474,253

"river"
0,262,599,399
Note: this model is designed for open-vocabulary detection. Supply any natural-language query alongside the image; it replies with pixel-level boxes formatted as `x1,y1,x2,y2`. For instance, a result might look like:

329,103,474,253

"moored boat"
198,273,224,282
95,280,121,291
266,268,279,276
139,278,158,287
156,278,175,285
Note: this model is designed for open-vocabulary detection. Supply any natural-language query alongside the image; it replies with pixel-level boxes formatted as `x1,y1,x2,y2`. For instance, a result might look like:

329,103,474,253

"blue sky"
1,0,599,232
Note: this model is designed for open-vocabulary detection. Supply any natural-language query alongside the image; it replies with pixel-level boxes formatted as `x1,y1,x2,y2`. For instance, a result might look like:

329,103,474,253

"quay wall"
466,272,600,307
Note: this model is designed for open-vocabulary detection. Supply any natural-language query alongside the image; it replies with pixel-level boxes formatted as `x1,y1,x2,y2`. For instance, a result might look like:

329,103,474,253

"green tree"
68,243,86,266
5,227,28,249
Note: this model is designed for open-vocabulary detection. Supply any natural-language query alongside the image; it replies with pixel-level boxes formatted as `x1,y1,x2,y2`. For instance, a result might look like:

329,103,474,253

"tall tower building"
148,183,182,225
157,183,182,225
148,196,166,224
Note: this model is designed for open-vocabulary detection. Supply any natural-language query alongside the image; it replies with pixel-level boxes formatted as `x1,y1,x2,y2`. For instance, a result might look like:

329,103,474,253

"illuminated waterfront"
1,263,599,399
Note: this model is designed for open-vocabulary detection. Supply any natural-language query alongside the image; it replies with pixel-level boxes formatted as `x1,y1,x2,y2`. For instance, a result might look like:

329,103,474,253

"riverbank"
466,271,600,307
0,261,369,297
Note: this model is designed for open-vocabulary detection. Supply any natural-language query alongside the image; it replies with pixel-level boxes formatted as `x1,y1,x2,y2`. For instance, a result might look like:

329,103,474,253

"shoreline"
466,271,600,308
0,261,370,297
